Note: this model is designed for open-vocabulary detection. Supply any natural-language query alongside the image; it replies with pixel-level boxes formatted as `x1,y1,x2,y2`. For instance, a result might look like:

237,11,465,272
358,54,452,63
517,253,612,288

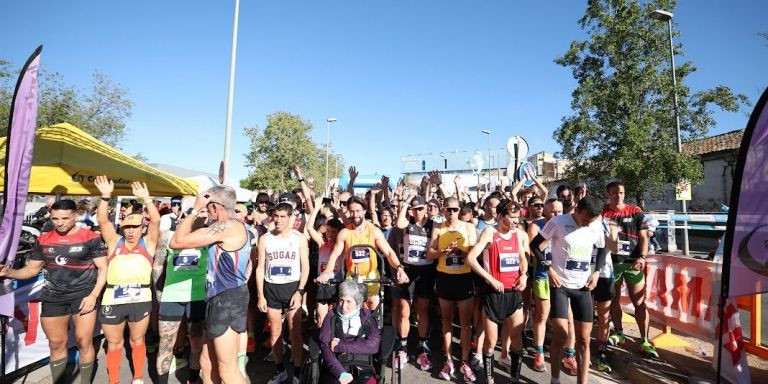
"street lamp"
325,117,337,197
481,130,491,183
650,9,689,256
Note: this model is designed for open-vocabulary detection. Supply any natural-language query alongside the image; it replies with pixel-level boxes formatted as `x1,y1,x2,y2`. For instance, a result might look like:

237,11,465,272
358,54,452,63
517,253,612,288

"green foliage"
240,112,344,192
1,61,133,148
554,0,748,200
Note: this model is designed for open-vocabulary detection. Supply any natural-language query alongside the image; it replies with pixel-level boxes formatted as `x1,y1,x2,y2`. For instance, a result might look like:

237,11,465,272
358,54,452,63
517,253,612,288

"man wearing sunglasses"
171,186,252,384
467,201,529,384
391,194,436,371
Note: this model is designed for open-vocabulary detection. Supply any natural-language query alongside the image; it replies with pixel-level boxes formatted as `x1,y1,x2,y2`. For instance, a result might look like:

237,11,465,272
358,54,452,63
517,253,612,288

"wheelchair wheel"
299,356,319,384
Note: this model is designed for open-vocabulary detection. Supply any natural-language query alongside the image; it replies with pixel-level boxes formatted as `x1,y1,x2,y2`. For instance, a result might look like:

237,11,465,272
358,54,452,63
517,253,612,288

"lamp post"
651,9,689,256
222,0,240,185
325,118,337,197
481,130,491,186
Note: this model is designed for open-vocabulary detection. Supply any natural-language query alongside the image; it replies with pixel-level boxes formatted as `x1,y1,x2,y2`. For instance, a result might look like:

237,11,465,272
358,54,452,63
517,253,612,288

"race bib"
173,249,201,270
114,284,142,301
350,248,371,264
407,249,427,263
499,252,520,272
270,265,293,277
617,240,631,256
565,258,590,272
445,255,465,269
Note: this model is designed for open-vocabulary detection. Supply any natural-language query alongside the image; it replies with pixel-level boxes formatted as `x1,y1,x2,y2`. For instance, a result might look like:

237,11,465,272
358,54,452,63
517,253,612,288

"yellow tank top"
436,222,472,275
344,221,379,277
103,237,153,305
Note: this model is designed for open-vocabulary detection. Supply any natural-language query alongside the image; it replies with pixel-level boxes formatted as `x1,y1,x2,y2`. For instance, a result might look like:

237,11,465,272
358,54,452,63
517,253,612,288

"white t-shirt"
539,214,605,289
159,213,178,231
263,230,303,284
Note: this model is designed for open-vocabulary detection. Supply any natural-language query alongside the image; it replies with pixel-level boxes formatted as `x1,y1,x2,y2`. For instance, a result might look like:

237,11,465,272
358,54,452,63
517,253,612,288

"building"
400,147,510,185
526,151,570,182
644,129,742,212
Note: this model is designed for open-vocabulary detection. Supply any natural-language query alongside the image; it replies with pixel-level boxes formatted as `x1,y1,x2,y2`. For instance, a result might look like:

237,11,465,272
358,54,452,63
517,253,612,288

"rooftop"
682,129,743,156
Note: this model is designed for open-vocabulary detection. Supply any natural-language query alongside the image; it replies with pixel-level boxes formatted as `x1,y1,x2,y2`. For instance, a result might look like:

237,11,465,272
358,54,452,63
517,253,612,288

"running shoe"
267,370,287,384
263,350,275,362
417,352,432,371
469,353,482,371
131,380,144,384
607,330,626,346
595,351,612,373
439,360,455,381
395,350,408,370
460,362,477,382
641,340,660,359
532,353,546,372
562,356,577,376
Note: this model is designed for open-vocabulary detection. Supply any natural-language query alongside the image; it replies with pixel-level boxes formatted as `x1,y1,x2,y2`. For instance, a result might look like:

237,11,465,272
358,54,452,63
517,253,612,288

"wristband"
297,288,306,296
299,178,305,183
190,209,199,217
396,265,404,270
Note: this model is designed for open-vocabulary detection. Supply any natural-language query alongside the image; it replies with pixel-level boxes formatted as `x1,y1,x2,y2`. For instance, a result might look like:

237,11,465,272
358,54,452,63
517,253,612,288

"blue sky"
2,1,766,186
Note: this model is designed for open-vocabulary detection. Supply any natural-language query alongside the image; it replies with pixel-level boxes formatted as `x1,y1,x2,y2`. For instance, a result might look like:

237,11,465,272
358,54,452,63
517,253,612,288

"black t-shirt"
30,228,106,303
390,219,434,266
602,204,645,263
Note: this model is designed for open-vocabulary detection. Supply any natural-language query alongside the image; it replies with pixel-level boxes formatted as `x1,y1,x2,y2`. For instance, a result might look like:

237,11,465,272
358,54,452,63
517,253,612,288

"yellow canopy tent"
0,123,198,196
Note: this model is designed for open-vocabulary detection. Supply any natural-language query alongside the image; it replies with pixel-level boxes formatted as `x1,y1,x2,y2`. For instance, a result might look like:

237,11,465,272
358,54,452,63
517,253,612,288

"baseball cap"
181,196,196,214
170,195,183,206
120,214,144,227
428,198,441,208
410,196,427,208
278,192,293,204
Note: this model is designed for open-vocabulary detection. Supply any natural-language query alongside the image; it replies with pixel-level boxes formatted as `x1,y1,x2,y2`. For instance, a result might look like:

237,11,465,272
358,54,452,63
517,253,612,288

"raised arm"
346,166,358,194
94,175,119,246
396,191,414,229
509,179,524,205
306,197,325,246
132,181,160,252
368,186,381,228
294,165,314,213
527,169,548,199
317,229,348,283
428,171,447,199
380,176,392,210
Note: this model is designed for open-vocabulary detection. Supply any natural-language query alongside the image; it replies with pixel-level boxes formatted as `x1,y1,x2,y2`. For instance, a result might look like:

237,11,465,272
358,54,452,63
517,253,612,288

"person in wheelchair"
319,280,381,384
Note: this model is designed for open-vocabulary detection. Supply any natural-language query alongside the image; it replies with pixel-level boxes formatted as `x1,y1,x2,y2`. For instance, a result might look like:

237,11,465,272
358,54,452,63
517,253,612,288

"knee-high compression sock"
106,349,122,384
188,368,201,383
156,372,169,384
50,357,67,384
509,349,523,384
79,360,95,384
131,344,147,380
482,353,494,380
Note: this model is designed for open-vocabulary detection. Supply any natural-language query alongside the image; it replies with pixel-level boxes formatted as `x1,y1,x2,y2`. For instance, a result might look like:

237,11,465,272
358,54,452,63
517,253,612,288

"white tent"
185,175,253,202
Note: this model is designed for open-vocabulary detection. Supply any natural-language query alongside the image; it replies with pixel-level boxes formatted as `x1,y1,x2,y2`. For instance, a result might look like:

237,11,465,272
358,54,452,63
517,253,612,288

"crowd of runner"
2,165,660,384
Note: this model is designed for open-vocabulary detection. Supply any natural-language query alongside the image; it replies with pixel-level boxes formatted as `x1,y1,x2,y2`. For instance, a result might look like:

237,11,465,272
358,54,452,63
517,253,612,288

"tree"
554,0,748,203
1,61,133,148
240,112,344,193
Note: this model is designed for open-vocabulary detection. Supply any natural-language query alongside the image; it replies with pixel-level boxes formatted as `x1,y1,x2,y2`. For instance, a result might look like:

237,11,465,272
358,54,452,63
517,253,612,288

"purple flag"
0,46,42,317
723,87,768,298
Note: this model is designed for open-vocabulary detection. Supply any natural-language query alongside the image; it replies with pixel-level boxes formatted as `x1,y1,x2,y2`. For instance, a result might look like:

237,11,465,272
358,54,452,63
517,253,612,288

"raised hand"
293,164,304,180
348,166,359,181
381,176,390,190
131,181,151,201
94,175,114,197
428,170,442,185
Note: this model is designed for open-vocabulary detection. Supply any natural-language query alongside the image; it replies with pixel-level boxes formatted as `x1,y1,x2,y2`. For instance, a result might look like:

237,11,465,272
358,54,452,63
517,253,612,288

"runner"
257,202,310,384
391,194,436,371
317,195,409,311
471,192,500,369
94,176,160,384
153,197,207,384
467,201,529,384
530,195,607,384
0,199,107,384
170,186,251,384
307,197,344,327
601,181,657,365
428,196,478,382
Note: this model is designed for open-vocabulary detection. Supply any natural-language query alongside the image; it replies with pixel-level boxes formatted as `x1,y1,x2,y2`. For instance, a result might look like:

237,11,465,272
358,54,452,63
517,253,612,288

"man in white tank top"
256,203,309,384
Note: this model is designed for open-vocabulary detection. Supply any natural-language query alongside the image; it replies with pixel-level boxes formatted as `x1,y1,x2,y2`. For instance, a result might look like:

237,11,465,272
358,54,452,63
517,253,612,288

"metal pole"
667,18,689,255
325,120,330,197
222,0,240,185
487,134,491,184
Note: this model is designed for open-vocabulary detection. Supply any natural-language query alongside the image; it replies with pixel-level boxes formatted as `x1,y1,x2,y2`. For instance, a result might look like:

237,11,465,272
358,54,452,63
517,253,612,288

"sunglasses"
532,203,544,208
257,200,268,204
412,206,425,211
445,207,460,213
340,202,348,206
170,202,181,207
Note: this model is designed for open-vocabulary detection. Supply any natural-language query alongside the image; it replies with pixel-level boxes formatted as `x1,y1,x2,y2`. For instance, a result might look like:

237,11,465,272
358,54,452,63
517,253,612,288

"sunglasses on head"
445,207,460,213
505,202,522,213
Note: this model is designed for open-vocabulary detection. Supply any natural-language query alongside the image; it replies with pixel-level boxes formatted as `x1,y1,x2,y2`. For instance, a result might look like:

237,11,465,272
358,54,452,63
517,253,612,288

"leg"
575,320,592,384
628,277,649,340
438,298,455,361
365,292,380,311
212,328,245,384
397,298,411,341
482,313,498,383
416,297,430,339
566,307,576,351
595,300,611,346
549,319,568,381
317,303,330,329
156,320,182,376
200,334,220,384
505,308,525,383
73,311,98,384
41,315,71,384
266,307,285,366
610,277,625,334
127,316,150,380
285,306,304,374
533,297,550,351
188,320,205,371
457,298,474,362
102,322,127,384
472,295,485,359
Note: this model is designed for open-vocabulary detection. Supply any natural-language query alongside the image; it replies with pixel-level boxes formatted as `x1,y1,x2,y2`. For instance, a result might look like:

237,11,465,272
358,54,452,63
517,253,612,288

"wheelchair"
299,244,402,384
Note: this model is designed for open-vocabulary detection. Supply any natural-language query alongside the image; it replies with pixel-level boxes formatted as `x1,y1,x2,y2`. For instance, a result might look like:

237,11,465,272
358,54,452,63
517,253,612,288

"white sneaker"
469,353,482,370
395,350,408,369
267,370,288,384
131,380,144,384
